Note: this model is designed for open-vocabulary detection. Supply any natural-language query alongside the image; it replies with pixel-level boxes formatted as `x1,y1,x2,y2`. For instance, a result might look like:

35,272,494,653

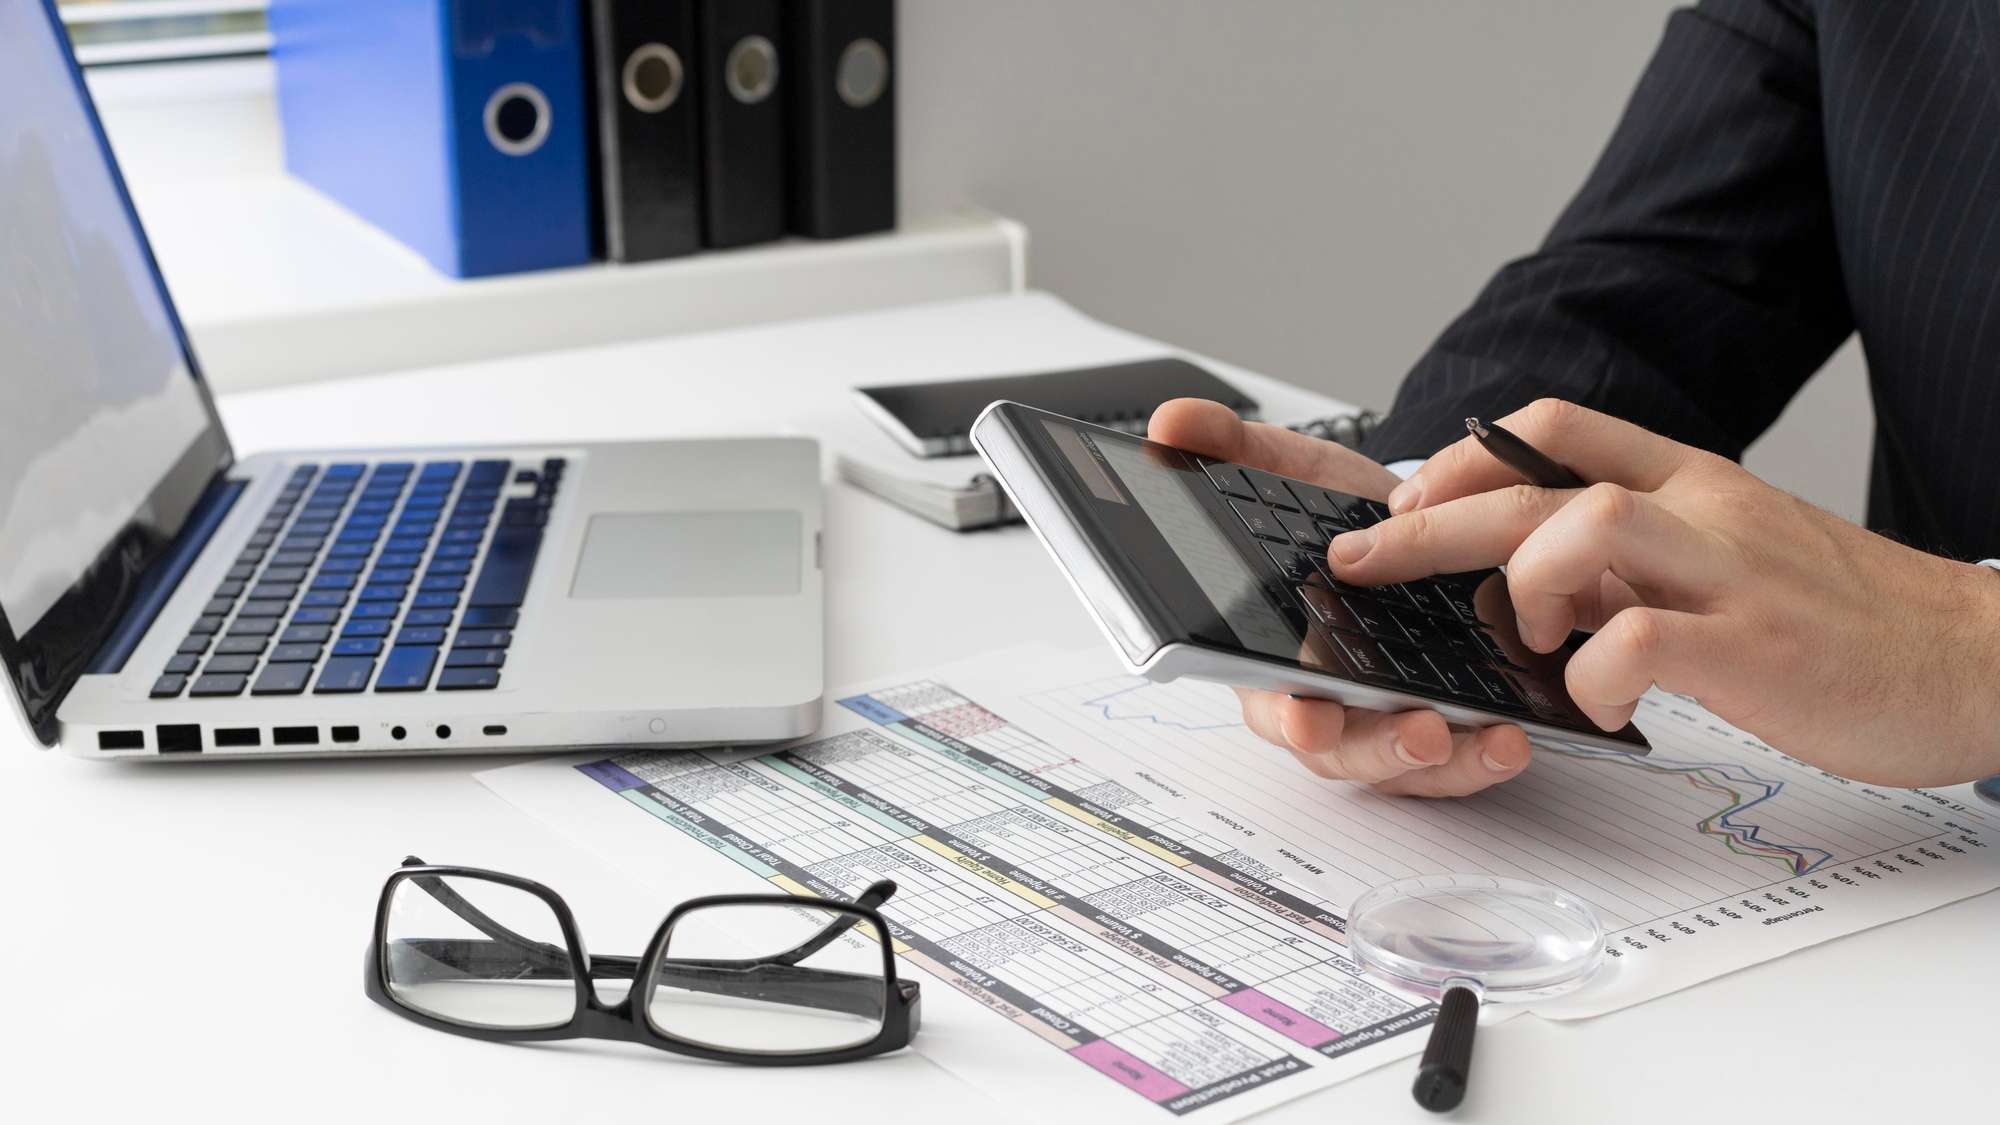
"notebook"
852,357,1260,457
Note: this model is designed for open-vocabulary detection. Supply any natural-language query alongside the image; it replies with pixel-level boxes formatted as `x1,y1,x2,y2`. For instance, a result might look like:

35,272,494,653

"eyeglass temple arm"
400,859,898,985
400,856,572,974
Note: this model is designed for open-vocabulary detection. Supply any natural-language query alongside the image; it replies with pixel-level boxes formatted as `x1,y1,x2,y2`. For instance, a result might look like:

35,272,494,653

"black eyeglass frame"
364,858,921,1065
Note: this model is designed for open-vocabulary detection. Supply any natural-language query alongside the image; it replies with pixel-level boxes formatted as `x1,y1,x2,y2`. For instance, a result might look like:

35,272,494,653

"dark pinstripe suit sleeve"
1361,0,1855,465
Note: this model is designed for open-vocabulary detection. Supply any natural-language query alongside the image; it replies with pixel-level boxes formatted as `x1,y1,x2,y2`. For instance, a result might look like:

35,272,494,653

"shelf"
88,59,1026,391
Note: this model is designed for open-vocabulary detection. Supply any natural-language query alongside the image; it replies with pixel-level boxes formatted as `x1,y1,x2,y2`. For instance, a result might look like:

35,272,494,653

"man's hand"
1148,398,1536,796
1331,398,2000,788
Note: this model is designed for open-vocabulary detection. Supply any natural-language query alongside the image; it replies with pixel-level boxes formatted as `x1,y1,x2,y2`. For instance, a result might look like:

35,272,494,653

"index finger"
1392,399,1692,513
1149,398,1401,498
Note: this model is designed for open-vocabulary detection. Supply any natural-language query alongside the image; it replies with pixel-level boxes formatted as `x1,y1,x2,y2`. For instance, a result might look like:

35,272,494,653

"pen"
1464,417,1587,489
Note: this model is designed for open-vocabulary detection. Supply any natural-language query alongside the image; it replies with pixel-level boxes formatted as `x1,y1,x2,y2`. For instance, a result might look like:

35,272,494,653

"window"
60,0,270,66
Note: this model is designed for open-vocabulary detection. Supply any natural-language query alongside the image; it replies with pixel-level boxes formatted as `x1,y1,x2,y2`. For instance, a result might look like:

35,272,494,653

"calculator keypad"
1193,456,1586,728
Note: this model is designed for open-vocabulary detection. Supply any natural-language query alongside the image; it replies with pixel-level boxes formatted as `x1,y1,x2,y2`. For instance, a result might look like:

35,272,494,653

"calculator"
971,401,1650,753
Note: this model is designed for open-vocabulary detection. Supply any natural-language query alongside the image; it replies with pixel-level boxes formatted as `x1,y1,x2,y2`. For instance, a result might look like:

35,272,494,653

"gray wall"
899,1,1875,521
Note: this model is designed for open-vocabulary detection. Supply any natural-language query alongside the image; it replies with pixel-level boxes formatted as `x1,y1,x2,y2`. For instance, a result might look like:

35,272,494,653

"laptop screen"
0,1,230,741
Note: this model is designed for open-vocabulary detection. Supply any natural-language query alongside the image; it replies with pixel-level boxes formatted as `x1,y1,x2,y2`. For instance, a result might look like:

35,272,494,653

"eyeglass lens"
383,874,577,1031
646,902,888,1054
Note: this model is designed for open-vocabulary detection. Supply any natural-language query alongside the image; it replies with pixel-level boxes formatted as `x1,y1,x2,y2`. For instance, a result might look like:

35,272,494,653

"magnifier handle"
1413,985,1478,1112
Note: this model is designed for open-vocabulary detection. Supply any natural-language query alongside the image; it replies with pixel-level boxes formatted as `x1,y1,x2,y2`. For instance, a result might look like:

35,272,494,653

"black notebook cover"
855,357,1260,457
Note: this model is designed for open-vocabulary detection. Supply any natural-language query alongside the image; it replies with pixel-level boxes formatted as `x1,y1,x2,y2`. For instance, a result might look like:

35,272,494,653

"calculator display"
1048,420,1300,660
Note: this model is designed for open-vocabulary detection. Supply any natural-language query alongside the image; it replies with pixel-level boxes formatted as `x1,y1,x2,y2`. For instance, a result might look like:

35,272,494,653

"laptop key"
178,635,210,655
237,599,289,618
188,615,224,636
445,648,505,668
280,625,332,644
318,556,365,574
333,638,383,657
462,608,519,628
358,584,407,603
376,646,439,692
249,582,298,601
342,619,392,638
397,626,448,646
190,673,249,697
437,667,501,691
270,643,323,663
252,663,313,696
214,580,245,599
226,563,256,581
327,542,372,558
420,574,464,592
377,552,423,568
370,567,416,586
350,602,397,619
314,657,375,694
216,636,267,656
301,590,349,608
203,654,259,675
150,674,187,698
226,617,278,638
164,653,198,675
453,629,512,650
413,592,459,610
405,608,453,627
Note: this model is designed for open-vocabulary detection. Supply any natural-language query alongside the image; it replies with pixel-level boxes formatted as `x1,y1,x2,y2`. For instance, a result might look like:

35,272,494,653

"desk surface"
3,294,1990,1124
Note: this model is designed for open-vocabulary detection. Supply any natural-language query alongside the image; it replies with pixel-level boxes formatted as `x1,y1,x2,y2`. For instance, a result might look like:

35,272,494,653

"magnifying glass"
1349,873,1605,1113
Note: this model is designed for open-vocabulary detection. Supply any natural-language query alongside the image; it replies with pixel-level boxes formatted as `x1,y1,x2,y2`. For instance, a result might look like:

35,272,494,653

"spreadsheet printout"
478,646,2000,1119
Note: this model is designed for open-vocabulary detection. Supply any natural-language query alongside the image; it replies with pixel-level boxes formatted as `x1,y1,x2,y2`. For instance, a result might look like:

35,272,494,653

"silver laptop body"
0,4,821,760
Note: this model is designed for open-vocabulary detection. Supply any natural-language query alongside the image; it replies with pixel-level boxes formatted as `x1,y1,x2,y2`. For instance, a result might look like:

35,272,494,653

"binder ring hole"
623,43,684,114
836,37,889,108
484,82,551,157
725,34,778,105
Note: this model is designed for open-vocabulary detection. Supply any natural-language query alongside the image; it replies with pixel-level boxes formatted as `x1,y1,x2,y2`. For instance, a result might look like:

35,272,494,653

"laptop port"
97,729,145,751
435,724,452,739
156,724,201,754
330,726,360,744
482,725,508,737
272,726,320,746
213,728,261,748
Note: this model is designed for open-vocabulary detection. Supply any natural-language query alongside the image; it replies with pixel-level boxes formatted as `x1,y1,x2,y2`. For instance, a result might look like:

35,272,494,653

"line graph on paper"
1008,675,1938,932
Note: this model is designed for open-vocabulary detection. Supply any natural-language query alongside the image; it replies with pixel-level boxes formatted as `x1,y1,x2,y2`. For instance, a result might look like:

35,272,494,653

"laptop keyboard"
1196,458,1576,724
149,457,562,700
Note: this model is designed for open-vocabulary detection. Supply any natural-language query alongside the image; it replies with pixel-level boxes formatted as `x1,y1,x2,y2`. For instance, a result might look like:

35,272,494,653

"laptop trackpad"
569,511,800,599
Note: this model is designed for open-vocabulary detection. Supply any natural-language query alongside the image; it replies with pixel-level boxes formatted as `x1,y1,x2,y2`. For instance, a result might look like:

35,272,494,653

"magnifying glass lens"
1349,874,1604,1112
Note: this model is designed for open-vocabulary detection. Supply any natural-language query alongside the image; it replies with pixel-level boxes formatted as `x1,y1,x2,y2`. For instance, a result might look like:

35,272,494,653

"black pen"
1464,417,1587,488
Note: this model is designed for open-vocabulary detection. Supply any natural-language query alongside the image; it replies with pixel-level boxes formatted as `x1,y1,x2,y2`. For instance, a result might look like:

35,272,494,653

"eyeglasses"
364,857,920,1064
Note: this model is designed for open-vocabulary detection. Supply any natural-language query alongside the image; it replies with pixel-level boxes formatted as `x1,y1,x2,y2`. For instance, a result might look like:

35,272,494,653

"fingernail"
1482,751,1512,772
1330,528,1374,565
1393,739,1426,768
1388,479,1422,514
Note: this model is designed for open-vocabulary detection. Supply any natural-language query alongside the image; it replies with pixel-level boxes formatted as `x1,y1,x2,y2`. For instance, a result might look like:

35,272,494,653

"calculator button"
1200,460,1257,499
1381,644,1446,690
1428,656,1492,701
1284,483,1343,525
1468,665,1531,713
1388,608,1445,650
1296,586,1362,633
1400,581,1453,618
1238,468,1302,510
1262,544,1320,584
1231,500,1291,542
1275,510,1330,552
1341,595,1401,640
1326,630,1396,682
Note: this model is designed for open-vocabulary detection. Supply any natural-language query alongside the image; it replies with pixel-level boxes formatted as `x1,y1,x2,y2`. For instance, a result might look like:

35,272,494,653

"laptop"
0,2,823,759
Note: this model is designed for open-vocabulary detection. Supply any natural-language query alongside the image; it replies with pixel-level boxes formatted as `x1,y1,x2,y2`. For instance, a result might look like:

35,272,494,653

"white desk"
3,294,1990,1124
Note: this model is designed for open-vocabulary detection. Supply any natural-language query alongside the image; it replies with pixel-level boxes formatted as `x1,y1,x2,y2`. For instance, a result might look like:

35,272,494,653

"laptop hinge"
86,475,245,675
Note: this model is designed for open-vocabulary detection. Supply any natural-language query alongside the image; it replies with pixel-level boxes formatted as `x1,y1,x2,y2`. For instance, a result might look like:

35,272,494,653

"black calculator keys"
1199,459,1257,499
1275,510,1330,552
1230,499,1290,543
1238,467,1302,510
1262,544,1321,585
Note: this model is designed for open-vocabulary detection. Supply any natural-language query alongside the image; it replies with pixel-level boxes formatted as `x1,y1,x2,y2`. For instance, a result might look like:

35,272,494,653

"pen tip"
1465,417,1489,438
